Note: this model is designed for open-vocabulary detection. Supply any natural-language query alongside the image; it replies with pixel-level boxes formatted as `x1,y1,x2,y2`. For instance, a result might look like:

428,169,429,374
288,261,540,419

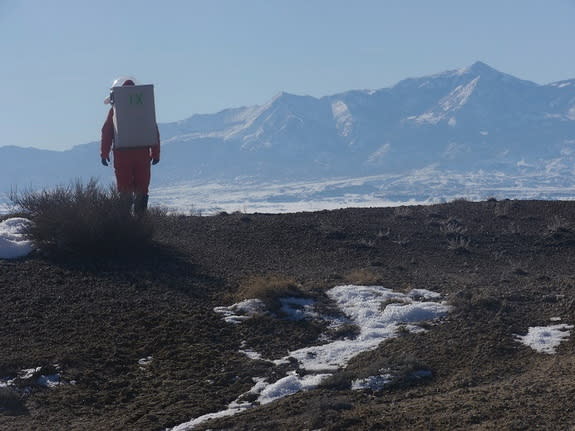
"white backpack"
111,84,158,149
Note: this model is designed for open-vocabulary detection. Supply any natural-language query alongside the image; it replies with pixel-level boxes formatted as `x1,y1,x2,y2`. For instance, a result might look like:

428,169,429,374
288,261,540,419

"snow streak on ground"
0,218,34,259
515,324,574,354
0,366,64,391
213,299,266,324
171,286,450,430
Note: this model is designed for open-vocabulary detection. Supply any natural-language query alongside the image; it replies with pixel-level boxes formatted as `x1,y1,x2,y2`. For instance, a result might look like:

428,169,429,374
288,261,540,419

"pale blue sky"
1,0,574,150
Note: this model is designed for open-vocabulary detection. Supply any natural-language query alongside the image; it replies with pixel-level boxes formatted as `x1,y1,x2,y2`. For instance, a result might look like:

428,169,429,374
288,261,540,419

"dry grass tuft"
546,215,571,234
447,236,471,252
236,274,303,310
10,179,160,257
344,268,381,285
393,206,413,218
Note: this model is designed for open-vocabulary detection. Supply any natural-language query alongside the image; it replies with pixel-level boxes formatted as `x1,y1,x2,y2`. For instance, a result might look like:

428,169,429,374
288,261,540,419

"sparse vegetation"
447,235,470,252
393,206,413,218
10,179,159,256
235,274,303,310
494,199,512,218
344,268,381,285
376,227,390,238
546,214,570,234
440,217,468,236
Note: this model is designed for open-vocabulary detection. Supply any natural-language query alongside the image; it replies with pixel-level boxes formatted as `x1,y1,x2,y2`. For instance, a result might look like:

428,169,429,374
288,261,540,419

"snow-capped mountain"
2,61,575,211
155,61,575,180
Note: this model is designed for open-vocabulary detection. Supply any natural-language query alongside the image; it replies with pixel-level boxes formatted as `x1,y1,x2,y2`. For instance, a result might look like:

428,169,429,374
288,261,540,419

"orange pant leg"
132,156,151,195
113,149,151,194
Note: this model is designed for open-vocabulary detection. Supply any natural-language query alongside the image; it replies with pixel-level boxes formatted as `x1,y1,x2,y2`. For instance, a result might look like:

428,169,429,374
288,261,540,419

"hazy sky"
1,0,574,150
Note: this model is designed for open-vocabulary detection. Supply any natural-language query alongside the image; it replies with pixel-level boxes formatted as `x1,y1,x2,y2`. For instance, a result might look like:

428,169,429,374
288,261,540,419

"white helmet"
111,76,137,87
104,76,137,104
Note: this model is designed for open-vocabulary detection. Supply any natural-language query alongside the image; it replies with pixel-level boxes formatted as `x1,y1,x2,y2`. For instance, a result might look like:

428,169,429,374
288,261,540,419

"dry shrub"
10,179,158,257
447,236,470,252
547,215,571,234
494,200,512,218
345,268,381,285
440,217,467,236
236,274,303,310
393,206,413,218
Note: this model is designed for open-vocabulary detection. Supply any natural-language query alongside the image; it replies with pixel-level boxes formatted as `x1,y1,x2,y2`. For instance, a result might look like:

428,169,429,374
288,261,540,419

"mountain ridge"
2,61,575,206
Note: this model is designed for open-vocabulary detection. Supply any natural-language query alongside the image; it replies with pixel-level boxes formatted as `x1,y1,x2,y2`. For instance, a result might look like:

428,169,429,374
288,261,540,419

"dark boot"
134,194,149,216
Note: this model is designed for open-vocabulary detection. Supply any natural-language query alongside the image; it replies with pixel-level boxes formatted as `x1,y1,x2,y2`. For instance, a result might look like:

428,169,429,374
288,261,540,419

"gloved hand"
152,158,160,165
101,157,110,166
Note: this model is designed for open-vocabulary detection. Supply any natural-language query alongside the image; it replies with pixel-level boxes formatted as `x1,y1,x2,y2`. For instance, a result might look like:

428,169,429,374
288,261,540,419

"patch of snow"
277,285,448,373
480,130,489,136
0,377,15,388
351,373,393,391
448,117,457,127
408,289,443,300
214,299,266,324
0,202,13,214
279,297,317,320
382,302,448,323
239,348,263,361
19,367,41,379
515,324,574,354
331,100,354,137
170,401,246,430
37,374,61,388
550,317,562,322
550,81,572,88
441,77,480,112
239,341,265,361
411,112,442,125
368,143,391,163
517,159,533,168
138,356,153,367
567,106,575,121
1,365,64,390
410,77,479,125
258,373,330,405
170,378,268,431
0,218,34,259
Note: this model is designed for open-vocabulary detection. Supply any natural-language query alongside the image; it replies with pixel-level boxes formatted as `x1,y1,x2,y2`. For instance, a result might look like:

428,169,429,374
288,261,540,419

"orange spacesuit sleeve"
101,108,114,159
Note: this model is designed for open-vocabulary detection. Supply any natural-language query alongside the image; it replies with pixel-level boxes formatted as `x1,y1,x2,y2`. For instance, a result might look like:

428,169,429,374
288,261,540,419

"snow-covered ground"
0,217,34,259
147,169,575,215
148,176,427,215
171,286,450,430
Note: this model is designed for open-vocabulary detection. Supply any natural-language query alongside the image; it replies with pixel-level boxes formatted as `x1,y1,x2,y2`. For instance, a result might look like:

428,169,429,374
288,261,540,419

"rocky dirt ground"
2,199,575,430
